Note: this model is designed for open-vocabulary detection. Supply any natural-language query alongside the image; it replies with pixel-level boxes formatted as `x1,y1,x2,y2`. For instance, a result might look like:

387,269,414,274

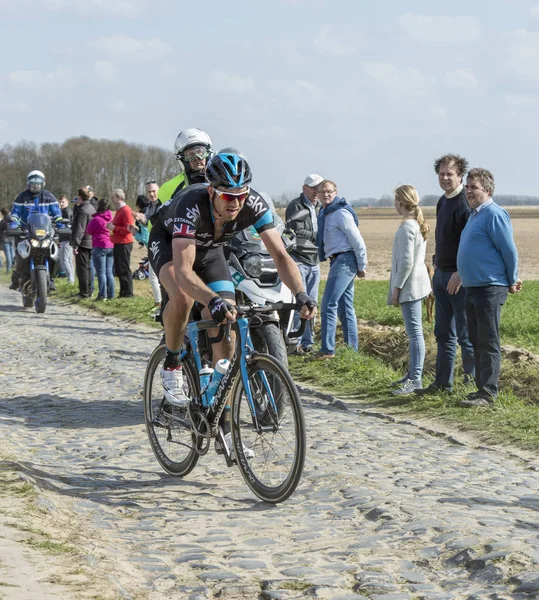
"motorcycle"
226,199,313,363
133,256,150,281
8,212,69,314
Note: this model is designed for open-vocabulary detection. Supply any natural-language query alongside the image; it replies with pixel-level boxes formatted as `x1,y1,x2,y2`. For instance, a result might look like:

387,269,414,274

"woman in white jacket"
388,184,431,395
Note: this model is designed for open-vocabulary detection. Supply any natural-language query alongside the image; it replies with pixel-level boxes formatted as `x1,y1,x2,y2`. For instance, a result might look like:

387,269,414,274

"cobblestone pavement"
1,286,539,600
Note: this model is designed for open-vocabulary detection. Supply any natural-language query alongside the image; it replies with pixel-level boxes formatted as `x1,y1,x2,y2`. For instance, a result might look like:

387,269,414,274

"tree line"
0,137,178,207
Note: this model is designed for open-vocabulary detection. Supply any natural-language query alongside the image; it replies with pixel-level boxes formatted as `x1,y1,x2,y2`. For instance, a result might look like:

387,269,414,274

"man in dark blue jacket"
9,170,63,289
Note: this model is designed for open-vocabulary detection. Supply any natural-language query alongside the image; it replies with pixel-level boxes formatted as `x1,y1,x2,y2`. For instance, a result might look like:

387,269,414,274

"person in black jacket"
415,154,475,396
70,188,96,298
285,174,323,353
0,207,15,273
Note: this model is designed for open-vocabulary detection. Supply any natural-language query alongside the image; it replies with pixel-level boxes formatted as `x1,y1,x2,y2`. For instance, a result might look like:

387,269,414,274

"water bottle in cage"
206,359,230,399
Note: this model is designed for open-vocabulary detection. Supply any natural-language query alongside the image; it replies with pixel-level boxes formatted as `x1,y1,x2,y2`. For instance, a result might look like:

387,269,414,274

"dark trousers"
465,285,508,399
114,243,133,297
433,269,475,388
75,247,92,298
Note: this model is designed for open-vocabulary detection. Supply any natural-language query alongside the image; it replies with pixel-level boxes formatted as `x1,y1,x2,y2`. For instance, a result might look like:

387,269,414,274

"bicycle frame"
182,315,278,436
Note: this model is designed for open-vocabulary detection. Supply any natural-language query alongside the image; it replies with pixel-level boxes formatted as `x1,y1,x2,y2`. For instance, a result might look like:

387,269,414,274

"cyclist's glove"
208,296,235,325
296,291,317,311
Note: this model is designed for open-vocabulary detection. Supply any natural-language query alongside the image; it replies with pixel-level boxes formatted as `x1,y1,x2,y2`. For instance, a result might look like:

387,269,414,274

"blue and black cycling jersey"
156,183,275,247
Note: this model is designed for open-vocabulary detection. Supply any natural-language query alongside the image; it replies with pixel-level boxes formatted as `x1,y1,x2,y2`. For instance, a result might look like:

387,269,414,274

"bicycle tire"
230,353,306,503
35,270,47,314
250,322,288,367
143,344,199,476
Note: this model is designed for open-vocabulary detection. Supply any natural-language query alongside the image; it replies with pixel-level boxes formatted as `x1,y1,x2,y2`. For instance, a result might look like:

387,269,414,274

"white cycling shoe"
160,366,190,408
224,432,255,460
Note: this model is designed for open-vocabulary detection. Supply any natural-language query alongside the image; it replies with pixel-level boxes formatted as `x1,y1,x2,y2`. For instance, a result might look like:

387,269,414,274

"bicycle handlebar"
194,302,309,341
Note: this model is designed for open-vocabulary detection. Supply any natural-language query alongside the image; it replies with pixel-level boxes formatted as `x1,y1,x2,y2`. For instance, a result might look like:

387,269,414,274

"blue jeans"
320,252,358,354
92,247,115,299
2,242,14,272
401,299,425,382
433,269,475,388
465,286,508,398
293,261,320,348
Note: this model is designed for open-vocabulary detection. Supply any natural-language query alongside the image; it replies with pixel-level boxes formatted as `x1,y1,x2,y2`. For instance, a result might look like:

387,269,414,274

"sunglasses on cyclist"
183,146,210,162
214,188,250,202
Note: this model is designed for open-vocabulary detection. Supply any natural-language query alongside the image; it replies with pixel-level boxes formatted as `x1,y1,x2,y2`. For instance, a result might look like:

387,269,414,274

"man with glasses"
158,128,213,205
148,152,317,427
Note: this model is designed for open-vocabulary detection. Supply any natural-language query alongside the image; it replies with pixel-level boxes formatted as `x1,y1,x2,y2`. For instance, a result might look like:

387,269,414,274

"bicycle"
143,302,307,503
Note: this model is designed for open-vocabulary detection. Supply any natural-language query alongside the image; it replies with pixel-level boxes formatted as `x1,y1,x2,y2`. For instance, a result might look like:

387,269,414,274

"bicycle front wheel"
230,353,306,503
143,344,199,476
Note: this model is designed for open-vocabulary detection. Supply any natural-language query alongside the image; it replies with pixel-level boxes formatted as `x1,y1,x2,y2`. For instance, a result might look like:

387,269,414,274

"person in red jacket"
106,189,135,298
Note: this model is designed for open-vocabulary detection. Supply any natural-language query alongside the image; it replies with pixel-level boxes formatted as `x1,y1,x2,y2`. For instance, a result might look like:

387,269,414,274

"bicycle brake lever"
224,320,232,342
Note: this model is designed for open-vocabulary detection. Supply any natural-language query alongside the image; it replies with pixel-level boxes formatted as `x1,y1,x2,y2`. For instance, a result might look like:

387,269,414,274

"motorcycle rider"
9,170,63,290
148,152,317,451
156,128,213,210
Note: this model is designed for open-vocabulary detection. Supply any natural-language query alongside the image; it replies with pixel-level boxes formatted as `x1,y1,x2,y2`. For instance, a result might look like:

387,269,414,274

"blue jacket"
11,190,63,228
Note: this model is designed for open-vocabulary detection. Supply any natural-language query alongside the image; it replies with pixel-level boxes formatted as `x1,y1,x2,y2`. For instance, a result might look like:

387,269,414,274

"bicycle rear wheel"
143,344,199,476
230,353,306,503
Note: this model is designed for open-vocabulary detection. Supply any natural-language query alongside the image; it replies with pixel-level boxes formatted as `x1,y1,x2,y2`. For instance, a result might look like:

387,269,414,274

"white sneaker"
224,432,255,460
160,367,190,408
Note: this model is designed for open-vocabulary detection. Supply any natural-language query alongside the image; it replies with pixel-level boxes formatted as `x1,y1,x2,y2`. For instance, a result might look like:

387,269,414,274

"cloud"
428,105,447,120
7,67,74,88
505,93,537,108
0,0,162,18
531,3,539,19
114,101,129,112
0,120,7,132
207,71,256,94
90,34,171,61
94,60,119,84
362,62,429,97
397,13,481,44
315,26,356,56
444,68,478,89
504,29,539,81
283,79,322,100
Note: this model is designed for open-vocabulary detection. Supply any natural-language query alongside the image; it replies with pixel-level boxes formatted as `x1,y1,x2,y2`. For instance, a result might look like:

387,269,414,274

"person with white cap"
285,174,323,353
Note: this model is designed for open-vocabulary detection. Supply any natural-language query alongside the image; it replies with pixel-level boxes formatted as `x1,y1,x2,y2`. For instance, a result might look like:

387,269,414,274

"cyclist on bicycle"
148,151,317,410
157,128,213,209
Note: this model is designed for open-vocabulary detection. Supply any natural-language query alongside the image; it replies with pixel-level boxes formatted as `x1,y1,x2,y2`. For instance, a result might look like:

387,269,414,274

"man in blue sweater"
457,168,521,407
416,154,475,396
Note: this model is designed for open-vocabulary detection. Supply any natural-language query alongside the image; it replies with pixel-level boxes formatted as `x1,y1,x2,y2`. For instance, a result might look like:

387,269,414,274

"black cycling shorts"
149,229,235,302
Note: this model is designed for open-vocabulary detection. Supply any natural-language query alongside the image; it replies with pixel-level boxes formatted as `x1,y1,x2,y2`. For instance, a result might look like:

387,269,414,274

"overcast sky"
1,0,539,199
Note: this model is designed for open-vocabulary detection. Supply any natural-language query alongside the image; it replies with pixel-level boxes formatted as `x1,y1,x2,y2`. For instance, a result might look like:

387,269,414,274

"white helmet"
27,170,46,195
174,128,213,173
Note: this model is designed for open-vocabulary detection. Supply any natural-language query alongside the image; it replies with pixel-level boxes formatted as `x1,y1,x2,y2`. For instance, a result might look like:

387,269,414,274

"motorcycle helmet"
206,152,252,189
27,170,45,196
174,128,213,175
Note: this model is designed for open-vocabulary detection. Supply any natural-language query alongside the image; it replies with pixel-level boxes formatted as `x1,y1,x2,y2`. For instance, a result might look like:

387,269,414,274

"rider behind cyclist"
156,128,213,210
9,170,63,290
148,153,317,443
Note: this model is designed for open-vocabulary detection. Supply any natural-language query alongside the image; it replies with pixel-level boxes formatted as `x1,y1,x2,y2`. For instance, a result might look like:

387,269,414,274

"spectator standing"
139,181,163,309
57,195,75,284
71,189,96,298
0,207,15,273
316,179,367,359
388,185,432,395
457,168,521,407
415,154,475,396
107,189,135,298
87,198,115,301
285,174,323,353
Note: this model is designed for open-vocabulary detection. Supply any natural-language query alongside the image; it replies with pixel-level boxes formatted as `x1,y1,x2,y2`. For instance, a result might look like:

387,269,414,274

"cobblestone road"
1,287,539,600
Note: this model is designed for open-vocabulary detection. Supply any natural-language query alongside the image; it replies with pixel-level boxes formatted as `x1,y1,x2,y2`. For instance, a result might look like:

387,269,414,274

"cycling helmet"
206,153,252,189
174,128,213,170
27,170,46,195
